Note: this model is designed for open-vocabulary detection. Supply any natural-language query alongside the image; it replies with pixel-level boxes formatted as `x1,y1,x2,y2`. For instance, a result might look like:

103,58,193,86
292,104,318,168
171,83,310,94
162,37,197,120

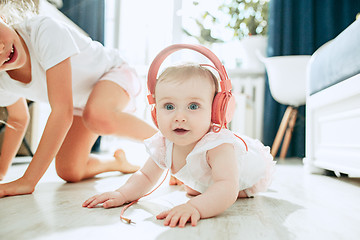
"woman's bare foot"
113,149,140,174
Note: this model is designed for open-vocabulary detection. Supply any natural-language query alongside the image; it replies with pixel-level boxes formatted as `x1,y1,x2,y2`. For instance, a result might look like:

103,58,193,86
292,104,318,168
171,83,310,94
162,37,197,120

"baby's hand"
156,203,200,228
82,191,125,208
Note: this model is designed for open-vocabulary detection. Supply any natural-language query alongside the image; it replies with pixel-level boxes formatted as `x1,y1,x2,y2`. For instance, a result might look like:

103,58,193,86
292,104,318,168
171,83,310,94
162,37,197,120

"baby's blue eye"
188,103,199,110
164,103,175,110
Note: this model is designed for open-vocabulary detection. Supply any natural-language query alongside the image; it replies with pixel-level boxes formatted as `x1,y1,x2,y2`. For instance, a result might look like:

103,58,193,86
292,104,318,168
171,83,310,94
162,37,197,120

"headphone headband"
147,44,235,131
147,44,231,104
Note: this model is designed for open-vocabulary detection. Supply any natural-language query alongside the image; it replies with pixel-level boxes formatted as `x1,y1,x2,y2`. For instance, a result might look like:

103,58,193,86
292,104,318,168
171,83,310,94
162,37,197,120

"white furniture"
228,68,265,141
304,19,360,176
304,74,360,176
259,55,311,158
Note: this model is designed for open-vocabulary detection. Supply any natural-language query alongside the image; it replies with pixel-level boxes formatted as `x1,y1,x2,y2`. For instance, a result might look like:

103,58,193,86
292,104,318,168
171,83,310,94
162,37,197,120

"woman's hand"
82,191,126,208
156,203,201,228
0,177,35,198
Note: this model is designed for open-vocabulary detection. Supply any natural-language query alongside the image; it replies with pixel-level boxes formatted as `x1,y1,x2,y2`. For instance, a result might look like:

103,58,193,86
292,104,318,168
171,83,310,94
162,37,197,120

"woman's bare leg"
56,80,157,182
82,80,157,140
55,116,140,182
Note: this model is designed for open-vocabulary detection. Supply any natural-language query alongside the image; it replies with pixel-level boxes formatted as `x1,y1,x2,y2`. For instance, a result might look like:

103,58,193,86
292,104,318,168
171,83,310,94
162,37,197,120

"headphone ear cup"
225,94,236,123
211,92,236,126
151,106,158,128
211,93,222,125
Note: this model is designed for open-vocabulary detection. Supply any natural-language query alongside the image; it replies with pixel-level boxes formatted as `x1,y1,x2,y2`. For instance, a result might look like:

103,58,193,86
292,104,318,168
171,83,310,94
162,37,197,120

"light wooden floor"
1,140,360,240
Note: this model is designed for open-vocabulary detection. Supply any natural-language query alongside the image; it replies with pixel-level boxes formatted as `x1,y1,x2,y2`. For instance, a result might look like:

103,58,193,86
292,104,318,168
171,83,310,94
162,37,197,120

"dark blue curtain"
59,0,105,44
59,0,105,152
263,0,360,157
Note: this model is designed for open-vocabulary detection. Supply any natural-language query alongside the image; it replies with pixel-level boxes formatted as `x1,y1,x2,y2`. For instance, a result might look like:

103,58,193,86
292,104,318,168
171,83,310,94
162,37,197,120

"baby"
83,55,275,227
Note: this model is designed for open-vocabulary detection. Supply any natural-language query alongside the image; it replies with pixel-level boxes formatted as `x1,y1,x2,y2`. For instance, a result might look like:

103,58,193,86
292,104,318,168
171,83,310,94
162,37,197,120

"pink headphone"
147,44,236,132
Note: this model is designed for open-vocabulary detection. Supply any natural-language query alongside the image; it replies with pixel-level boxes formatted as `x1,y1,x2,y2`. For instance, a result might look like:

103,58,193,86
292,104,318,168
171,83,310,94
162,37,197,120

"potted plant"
217,0,269,39
183,0,269,70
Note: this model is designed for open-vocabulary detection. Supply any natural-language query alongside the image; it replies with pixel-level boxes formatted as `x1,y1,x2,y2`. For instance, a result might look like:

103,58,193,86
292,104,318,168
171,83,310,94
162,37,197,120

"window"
105,0,176,69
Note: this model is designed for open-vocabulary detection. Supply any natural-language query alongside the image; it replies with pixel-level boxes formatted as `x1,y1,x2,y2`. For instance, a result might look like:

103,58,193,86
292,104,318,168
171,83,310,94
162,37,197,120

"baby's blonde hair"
156,63,220,98
0,0,38,25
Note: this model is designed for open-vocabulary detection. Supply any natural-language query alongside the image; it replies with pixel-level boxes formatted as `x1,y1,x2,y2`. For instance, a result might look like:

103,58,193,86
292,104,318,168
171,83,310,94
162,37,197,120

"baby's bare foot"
169,175,183,185
113,149,140,174
238,190,248,198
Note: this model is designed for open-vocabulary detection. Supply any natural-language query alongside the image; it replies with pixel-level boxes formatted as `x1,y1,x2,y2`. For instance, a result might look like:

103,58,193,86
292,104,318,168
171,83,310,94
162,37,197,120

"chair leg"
279,108,298,159
271,106,293,158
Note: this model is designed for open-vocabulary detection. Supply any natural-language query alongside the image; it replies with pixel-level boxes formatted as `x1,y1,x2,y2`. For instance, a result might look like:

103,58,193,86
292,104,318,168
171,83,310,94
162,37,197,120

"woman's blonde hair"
0,0,38,25
156,63,220,98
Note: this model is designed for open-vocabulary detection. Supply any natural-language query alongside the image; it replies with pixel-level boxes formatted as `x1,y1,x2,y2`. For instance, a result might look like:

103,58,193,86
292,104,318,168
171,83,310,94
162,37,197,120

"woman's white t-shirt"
0,16,124,108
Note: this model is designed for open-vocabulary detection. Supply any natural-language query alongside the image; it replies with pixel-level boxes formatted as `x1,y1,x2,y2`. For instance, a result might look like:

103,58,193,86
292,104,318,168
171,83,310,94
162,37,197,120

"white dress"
144,128,276,197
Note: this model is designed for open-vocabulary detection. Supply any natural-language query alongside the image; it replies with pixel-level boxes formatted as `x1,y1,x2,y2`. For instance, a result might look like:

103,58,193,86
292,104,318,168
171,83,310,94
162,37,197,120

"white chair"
258,54,311,159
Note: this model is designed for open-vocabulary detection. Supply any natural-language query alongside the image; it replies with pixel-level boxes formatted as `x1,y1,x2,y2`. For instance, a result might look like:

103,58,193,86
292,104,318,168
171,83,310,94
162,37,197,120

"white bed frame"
303,73,360,176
